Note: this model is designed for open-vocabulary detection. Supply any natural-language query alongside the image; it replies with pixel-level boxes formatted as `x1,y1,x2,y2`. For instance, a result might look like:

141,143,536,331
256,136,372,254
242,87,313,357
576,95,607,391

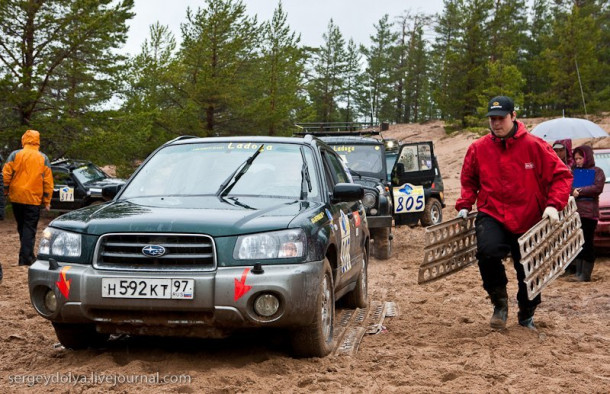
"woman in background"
571,145,605,282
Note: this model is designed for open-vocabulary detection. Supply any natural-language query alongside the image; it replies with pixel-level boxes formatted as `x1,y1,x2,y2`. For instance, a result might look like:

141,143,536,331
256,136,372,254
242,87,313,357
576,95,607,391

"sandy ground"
1,118,609,393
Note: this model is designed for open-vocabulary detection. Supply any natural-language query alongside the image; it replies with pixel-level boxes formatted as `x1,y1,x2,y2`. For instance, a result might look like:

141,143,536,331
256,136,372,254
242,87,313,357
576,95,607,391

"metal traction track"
333,301,398,356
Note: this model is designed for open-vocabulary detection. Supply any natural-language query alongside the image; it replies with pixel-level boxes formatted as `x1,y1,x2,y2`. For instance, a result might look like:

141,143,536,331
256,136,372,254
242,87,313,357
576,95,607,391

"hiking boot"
489,287,508,330
518,305,537,330
576,260,594,282
560,261,577,277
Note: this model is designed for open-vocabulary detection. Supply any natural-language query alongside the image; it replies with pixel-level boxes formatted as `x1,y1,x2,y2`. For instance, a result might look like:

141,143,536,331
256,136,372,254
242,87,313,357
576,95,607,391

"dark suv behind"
50,159,126,211
320,135,394,260
389,141,445,227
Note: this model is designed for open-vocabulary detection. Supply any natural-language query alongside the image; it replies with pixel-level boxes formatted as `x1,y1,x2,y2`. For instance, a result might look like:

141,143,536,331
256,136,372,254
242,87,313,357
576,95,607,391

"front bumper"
594,221,610,250
28,259,324,336
366,215,393,229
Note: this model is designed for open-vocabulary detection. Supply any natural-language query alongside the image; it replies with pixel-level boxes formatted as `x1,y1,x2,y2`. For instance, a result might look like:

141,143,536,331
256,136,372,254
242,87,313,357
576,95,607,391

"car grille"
94,233,216,271
599,207,610,221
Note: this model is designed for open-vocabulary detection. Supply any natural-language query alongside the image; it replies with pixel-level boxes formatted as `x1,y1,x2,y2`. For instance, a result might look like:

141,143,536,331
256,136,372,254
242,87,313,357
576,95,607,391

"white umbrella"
530,117,609,141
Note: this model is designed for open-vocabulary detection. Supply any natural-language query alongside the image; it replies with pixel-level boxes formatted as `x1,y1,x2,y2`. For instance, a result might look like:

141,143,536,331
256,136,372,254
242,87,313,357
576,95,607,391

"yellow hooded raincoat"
3,130,54,207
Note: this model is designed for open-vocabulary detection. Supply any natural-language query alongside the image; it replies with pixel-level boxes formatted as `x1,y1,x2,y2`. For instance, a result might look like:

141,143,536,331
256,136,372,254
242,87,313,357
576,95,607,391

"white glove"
542,206,559,224
456,209,469,220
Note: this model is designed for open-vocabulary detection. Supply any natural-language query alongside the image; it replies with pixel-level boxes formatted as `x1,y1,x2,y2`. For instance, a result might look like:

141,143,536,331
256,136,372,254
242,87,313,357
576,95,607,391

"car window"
121,142,321,199
73,164,107,184
397,145,432,172
323,151,351,185
594,151,610,183
53,170,72,185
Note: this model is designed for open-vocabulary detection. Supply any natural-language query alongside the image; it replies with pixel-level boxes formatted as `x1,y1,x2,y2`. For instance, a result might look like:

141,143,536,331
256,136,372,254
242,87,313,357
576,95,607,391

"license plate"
101,278,194,299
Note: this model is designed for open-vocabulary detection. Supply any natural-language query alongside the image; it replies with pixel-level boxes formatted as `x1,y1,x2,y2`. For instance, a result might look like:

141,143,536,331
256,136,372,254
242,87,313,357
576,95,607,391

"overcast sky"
123,0,445,56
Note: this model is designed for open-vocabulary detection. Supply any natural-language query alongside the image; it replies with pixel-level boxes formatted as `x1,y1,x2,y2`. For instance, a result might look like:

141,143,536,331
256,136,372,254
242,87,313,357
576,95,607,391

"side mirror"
102,184,123,201
332,183,364,203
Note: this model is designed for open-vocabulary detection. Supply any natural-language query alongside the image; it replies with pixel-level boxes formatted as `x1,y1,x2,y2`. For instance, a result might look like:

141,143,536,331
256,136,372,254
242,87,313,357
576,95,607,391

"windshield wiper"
300,147,312,200
216,144,264,197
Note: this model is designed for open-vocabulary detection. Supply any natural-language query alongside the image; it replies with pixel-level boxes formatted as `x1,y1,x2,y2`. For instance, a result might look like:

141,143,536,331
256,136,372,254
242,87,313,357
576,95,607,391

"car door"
321,149,363,285
390,142,436,225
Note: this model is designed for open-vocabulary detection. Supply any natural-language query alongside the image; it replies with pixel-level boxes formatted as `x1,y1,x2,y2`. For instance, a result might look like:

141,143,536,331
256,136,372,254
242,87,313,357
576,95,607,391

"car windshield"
593,151,610,183
121,142,321,199
73,163,107,184
329,144,384,176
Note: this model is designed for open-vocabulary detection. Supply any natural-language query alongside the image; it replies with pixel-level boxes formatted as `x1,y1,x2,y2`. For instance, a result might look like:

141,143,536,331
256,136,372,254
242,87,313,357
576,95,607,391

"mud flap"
518,197,584,300
417,213,477,284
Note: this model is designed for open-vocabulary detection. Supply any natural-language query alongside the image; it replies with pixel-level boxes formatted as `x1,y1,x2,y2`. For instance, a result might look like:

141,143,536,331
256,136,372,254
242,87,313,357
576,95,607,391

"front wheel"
421,198,443,227
371,227,392,260
291,258,335,357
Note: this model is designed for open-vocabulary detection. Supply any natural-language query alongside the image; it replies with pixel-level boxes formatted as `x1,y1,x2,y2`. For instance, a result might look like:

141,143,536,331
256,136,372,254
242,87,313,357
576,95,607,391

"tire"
52,322,109,350
343,251,369,309
291,258,335,357
421,198,443,227
372,227,392,260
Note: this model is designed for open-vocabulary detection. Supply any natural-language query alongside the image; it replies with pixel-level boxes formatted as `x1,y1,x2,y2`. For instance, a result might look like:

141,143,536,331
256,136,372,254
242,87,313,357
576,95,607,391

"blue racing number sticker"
393,183,425,213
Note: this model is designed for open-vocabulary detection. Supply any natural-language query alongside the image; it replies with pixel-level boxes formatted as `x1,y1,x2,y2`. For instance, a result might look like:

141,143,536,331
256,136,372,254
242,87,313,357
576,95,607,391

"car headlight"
362,191,377,208
234,229,306,260
38,227,82,257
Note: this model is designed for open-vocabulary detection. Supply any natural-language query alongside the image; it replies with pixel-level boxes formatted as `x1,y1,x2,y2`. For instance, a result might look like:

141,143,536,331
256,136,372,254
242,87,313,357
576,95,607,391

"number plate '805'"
101,278,194,299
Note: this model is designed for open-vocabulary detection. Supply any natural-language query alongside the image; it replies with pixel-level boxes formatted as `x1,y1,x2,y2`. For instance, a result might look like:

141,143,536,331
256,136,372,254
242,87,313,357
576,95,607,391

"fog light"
44,289,57,313
253,293,280,317
370,208,378,215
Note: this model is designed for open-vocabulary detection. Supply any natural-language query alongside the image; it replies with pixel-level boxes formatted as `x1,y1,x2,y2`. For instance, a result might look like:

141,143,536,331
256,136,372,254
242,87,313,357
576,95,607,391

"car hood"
352,176,384,189
50,196,321,237
599,183,610,210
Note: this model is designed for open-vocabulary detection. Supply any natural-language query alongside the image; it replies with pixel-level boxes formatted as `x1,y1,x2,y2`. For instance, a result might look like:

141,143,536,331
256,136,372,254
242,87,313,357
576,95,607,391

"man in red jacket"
456,96,573,330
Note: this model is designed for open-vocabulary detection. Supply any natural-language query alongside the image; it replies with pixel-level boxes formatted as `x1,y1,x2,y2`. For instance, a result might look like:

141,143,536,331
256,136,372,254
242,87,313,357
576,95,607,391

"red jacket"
456,120,573,234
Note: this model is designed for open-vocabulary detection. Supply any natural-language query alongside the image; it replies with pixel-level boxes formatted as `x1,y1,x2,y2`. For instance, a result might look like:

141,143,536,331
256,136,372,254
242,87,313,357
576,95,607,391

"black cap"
485,96,514,117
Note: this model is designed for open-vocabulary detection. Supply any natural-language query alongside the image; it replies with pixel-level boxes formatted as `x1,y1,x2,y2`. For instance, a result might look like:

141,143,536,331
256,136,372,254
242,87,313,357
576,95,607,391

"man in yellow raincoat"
3,130,54,266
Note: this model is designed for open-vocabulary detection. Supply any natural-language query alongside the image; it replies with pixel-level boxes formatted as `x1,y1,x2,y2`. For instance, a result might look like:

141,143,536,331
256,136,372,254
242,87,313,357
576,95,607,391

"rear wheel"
291,258,334,357
343,251,369,308
372,227,392,260
52,322,109,349
421,198,443,227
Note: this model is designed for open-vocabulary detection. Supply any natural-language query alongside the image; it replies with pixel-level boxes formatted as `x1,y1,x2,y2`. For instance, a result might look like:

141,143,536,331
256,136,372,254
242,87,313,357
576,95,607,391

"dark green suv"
320,136,394,260
28,135,369,357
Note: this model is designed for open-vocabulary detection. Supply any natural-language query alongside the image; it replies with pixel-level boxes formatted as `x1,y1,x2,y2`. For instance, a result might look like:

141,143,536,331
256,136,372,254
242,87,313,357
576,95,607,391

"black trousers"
12,203,41,266
577,217,597,263
475,212,541,309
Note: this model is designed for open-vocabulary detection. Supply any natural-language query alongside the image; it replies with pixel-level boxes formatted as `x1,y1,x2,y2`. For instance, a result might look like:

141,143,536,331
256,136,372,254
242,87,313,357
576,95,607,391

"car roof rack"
164,135,199,145
294,122,380,137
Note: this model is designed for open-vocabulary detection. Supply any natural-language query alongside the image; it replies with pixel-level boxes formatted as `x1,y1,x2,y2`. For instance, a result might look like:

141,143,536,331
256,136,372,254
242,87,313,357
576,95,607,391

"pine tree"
249,1,305,135
179,0,261,134
0,0,134,155
359,15,397,124
307,19,346,123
